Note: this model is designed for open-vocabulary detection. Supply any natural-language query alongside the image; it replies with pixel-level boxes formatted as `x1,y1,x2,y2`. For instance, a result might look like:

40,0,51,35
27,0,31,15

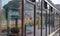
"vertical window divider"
7,8,10,36
22,0,24,36
41,0,43,36
34,0,36,36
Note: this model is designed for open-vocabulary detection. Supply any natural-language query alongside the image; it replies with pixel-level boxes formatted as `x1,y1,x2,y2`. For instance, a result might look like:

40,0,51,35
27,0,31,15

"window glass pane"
50,9,55,33
47,4,49,35
42,10,46,36
42,2,48,36
24,1,34,36
55,11,59,30
2,0,11,36
36,4,41,36
2,0,22,36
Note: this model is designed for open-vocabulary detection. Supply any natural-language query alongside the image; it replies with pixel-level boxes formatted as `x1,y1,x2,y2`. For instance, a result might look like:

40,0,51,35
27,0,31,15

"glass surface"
2,0,22,36
24,1,34,36
2,0,11,36
50,9,55,33
36,3,41,36
42,9,46,36
1,0,60,36
47,4,49,35
55,11,59,30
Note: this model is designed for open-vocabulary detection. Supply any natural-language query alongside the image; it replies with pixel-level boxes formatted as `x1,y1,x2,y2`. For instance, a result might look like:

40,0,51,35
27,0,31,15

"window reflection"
36,3,41,36
2,0,22,36
24,1,34,36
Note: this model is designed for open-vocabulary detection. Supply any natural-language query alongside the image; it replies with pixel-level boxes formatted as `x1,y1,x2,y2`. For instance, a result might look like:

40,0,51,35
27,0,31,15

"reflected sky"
2,0,60,7
2,0,11,8
2,0,40,7
51,0,60,4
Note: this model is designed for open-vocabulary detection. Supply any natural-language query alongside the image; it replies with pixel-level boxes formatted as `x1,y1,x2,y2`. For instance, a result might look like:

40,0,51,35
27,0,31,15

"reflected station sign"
8,7,19,19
